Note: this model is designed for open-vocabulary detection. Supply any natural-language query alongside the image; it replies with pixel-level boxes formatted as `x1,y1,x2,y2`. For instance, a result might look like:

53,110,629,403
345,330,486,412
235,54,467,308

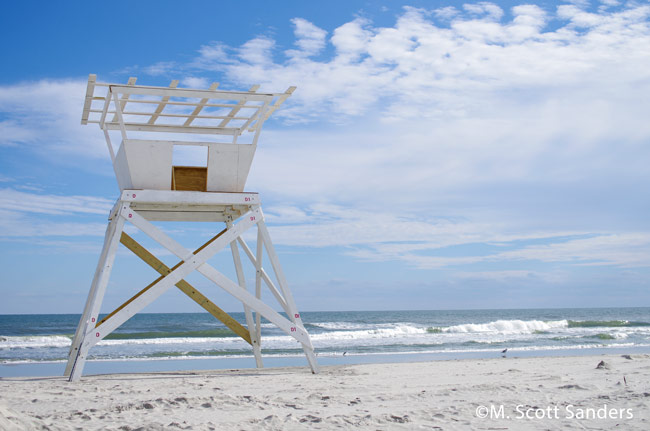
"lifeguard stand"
64,75,318,381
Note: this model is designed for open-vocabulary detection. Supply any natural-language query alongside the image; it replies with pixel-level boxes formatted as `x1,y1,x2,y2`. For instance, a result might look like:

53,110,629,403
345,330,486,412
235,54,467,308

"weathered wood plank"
148,80,179,124
172,166,208,192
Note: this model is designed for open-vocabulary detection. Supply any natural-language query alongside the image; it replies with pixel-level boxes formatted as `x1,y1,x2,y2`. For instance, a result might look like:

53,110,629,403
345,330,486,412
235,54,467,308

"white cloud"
463,2,504,21
287,18,328,58
261,204,650,269
0,209,107,238
239,37,276,65
435,6,459,21
0,79,107,159
182,76,210,88
0,188,113,216
331,19,372,62
494,233,650,268
143,61,177,76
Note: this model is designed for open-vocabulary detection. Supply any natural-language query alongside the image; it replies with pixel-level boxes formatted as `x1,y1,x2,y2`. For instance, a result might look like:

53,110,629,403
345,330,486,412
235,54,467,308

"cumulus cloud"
287,18,328,58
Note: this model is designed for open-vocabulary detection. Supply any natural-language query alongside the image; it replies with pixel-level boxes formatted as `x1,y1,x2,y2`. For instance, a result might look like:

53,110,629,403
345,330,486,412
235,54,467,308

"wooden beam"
81,74,97,125
118,233,251,344
109,84,273,101
110,77,137,123
218,84,260,127
184,82,219,126
95,231,252,345
148,80,179,124
102,122,240,135
248,86,296,131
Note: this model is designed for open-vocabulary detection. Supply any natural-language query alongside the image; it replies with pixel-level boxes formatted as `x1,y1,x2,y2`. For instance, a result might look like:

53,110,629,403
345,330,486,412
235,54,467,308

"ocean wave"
104,328,238,340
309,324,428,341
584,332,628,340
308,322,373,331
568,320,650,328
0,335,72,349
428,319,569,334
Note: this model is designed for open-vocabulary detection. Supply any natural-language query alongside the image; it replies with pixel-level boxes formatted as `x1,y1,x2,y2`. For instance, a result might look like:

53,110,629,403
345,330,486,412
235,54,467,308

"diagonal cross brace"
123,206,314,350
83,206,261,349
117,232,252,345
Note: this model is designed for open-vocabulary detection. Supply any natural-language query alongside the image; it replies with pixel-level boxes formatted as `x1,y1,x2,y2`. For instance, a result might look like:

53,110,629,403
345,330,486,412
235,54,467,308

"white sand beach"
1,354,648,430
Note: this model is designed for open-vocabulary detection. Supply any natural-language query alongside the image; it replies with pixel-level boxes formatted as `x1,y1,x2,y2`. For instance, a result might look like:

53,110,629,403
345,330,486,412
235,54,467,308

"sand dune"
1,354,648,430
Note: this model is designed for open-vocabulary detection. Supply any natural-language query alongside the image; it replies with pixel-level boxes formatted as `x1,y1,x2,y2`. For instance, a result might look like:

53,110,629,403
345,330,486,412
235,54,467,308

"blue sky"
1,0,649,314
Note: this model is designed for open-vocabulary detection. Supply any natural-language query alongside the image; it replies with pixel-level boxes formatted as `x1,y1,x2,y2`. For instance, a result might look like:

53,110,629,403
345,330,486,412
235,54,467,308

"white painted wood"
110,77,137,124
113,143,132,190
80,74,97,125
118,111,250,121
257,218,319,374
103,129,115,163
111,84,275,101
147,79,179,124
65,214,122,377
255,227,263,347
114,140,173,191
229,225,263,368
120,189,260,206
185,82,219,126
84,209,262,350
218,84,260,127
125,207,195,261
123,208,314,347
236,236,289,312
111,91,128,142
103,122,241,135
91,99,261,109
206,144,255,192
67,214,126,381
252,86,296,130
134,210,230,222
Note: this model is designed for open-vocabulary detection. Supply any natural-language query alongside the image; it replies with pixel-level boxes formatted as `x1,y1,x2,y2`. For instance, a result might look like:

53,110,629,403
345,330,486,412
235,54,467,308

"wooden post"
228,222,263,368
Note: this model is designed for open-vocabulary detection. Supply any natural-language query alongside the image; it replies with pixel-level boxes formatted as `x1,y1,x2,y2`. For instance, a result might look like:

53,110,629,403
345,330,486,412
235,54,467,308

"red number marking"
244,197,250,202
132,194,136,198
95,332,100,337
290,327,296,332
250,216,256,221
91,317,95,322
294,314,300,318
128,214,132,218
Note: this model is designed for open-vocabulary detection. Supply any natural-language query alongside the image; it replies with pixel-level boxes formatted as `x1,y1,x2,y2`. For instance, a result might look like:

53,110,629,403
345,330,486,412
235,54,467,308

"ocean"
2,308,650,377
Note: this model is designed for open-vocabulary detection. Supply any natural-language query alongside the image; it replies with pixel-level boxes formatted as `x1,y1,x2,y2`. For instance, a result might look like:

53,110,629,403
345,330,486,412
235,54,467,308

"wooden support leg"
229,226,263,368
66,213,126,381
255,227,263,359
69,208,263,383
257,218,319,374
236,237,289,314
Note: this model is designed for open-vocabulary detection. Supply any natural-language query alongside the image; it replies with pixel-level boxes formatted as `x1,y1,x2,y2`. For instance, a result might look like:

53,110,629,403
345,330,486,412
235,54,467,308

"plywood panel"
172,166,208,191
206,144,255,192
123,140,173,190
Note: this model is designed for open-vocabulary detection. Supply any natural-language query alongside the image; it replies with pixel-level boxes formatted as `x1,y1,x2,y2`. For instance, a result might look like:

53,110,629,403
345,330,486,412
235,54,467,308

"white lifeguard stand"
64,75,318,381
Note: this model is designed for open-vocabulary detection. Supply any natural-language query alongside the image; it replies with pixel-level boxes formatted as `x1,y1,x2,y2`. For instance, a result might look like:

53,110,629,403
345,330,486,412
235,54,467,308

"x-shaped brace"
84,204,313,350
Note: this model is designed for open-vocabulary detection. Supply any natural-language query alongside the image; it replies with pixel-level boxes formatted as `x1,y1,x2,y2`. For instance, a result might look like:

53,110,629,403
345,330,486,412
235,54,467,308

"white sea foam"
440,319,569,334
0,335,72,349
